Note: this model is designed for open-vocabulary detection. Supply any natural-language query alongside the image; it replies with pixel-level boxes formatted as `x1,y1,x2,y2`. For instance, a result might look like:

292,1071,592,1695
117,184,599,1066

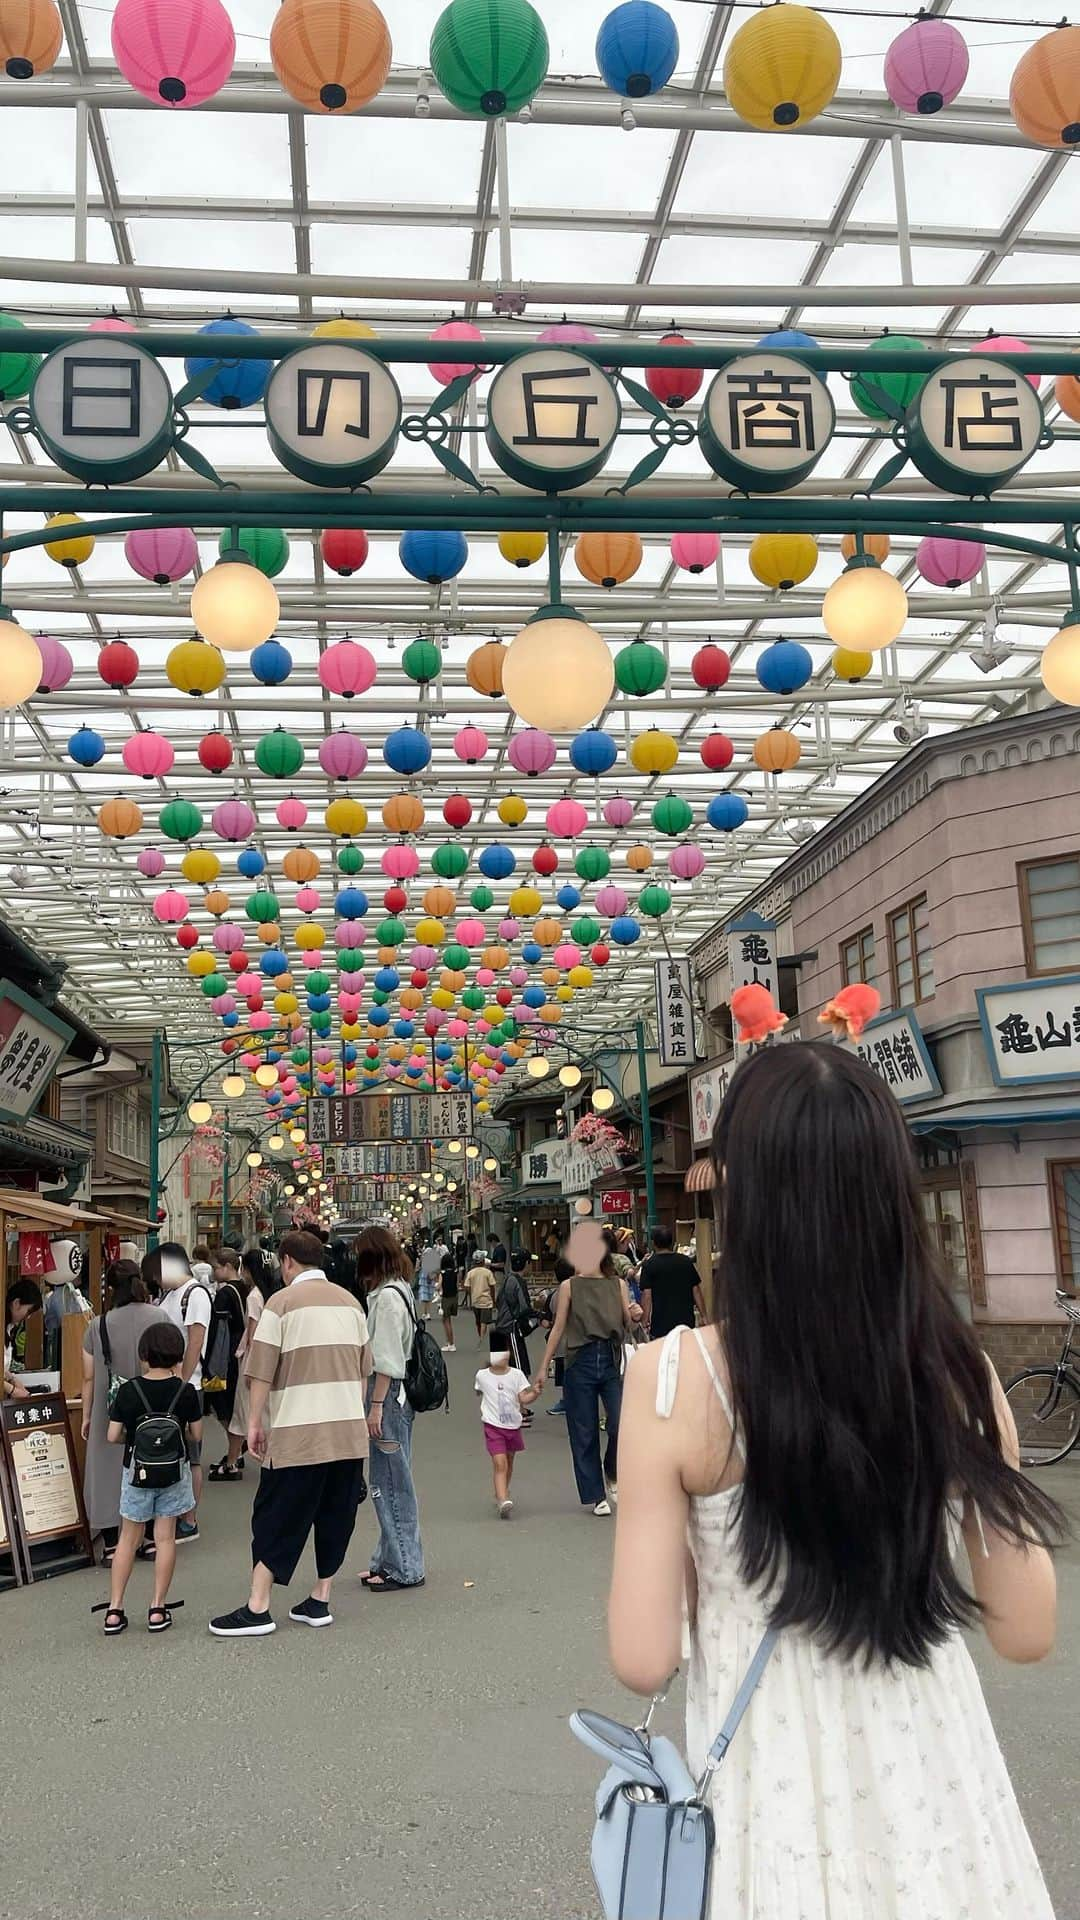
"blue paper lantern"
478,842,515,880
596,0,679,97
406,1062,424,1078
707,793,749,832
375,967,401,993
383,725,432,776
343,1044,357,1064
522,984,546,1008
556,884,582,912
306,993,332,1014
335,887,369,920
610,915,642,945
757,328,818,350
393,1019,415,1040
521,941,543,965
185,317,271,411
237,847,265,877
435,1042,453,1061
222,1011,239,1027
756,639,813,696
399,529,468,585
369,1005,390,1028
569,726,618,776
261,950,288,977
444,1068,462,1086
251,639,293,686
68,725,106,767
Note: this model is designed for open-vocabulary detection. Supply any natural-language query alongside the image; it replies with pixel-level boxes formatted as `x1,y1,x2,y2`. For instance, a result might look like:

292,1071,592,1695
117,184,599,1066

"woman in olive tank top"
533,1246,637,1515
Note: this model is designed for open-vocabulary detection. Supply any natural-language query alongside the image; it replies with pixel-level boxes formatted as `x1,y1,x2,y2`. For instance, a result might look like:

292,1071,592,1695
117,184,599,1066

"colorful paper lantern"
614,639,666,697
181,847,219,885
255,727,305,779
1010,24,1080,149
385,792,426,833
33,634,72,694
68,725,106,767
0,0,62,80
153,888,189,923
508,728,557,777
546,797,588,839
841,531,891,564
688,644,729,694
575,531,643,589
610,915,641,945
165,638,226,698
707,793,748,831
699,731,734,773
111,0,234,106
575,845,611,883
160,797,204,841
402,638,442,686
124,526,197,583
251,639,293,687
756,638,813,695
98,639,139,690
596,1,678,96
646,331,703,409
278,795,308,830
504,609,614,730
427,318,485,385
98,797,143,839
0,313,40,397
651,792,692,836
211,798,255,842
430,0,548,117
137,847,166,878
971,333,1042,391
630,728,679,778
432,841,469,880
383,726,431,776
123,730,175,780
270,0,392,112
850,333,927,421
915,537,986,588
533,845,558,877
325,795,367,837
831,648,874,683
442,793,472,829
466,640,507,698
44,514,94,566
723,3,841,130
669,844,705,881
319,730,368,780
753,727,802,773
671,532,720,575
498,792,527,825
638,883,671,917
604,794,634,828
185,318,270,410
399,529,468,584
1055,370,1080,423
219,526,290,578
885,16,968,115
498,530,546,568
317,638,377,699
749,532,818,590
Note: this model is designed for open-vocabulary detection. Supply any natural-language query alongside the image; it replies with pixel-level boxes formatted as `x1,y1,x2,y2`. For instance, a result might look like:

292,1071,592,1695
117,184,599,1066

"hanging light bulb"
190,548,280,653
268,1132,285,1150
290,1126,306,1144
592,1086,615,1111
527,1054,551,1078
559,1063,582,1088
1040,622,1080,704
188,1099,213,1125
466,1144,480,1159
0,608,46,709
448,1139,463,1154
255,1062,279,1089
284,1182,296,1195
246,1150,263,1167
484,1156,498,1171
822,558,907,653
221,1074,246,1099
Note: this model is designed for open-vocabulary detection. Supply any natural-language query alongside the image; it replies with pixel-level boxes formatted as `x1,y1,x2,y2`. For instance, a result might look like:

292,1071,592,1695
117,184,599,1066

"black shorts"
440,1293,459,1317
251,1457,368,1585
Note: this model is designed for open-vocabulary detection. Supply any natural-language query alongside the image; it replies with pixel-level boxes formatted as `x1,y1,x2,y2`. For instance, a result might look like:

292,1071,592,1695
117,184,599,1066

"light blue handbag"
570,1630,776,1920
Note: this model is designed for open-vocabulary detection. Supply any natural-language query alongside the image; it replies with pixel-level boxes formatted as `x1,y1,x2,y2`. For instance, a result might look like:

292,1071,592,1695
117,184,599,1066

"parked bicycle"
1004,1290,1080,1467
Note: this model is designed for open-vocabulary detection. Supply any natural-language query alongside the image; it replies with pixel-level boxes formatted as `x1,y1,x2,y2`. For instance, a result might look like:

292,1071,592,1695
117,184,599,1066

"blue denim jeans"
367,1381,425,1585
563,1339,622,1506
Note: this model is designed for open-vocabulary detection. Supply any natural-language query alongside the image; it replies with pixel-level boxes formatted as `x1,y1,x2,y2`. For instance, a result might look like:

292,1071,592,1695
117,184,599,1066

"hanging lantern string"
671,0,1073,29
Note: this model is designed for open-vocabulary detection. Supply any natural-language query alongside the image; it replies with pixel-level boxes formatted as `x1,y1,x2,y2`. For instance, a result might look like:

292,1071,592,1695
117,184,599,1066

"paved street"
3,1344,1078,1920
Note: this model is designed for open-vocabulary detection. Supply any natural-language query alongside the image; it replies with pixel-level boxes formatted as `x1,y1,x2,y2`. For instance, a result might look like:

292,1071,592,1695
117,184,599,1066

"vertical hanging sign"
728,912,779,1054
654,957,698,1069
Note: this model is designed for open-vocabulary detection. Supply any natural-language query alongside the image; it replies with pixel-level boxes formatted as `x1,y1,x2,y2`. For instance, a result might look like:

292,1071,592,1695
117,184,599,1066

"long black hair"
712,1040,1065,1668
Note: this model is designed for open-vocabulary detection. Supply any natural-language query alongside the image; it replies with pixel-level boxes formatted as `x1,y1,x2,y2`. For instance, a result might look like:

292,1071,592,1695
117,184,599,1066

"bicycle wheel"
1004,1366,1080,1467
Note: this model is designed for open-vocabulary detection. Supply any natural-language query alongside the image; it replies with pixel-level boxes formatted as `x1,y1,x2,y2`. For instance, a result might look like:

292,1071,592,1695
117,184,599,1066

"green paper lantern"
291,1046,309,1064
220,525,290,578
377,917,407,946
372,987,389,1004
312,1011,332,1034
159,798,204,842
255,727,305,778
571,915,601,946
432,840,469,879
430,0,549,117
652,793,693,837
639,883,671,917
337,844,364,873
614,640,667,698
444,942,472,971
470,884,494,911
402,638,442,685
338,949,364,972
245,890,280,923
462,986,486,1011
201,973,228,998
500,1018,517,1040
0,313,40,401
849,333,927,422
575,845,611,883
306,971,331,995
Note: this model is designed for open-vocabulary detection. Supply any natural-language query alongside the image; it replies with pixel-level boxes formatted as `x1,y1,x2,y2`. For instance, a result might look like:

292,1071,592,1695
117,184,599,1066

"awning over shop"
910,1096,1080,1134
0,1116,93,1177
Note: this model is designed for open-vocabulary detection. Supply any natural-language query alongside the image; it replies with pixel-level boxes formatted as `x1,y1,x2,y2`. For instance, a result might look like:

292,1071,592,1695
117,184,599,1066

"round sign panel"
265,345,401,487
487,349,621,491
906,355,1044,494
30,337,174,483
699,351,834,491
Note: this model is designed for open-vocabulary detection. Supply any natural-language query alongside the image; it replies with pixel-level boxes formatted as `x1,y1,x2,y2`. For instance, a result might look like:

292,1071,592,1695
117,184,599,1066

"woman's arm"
964,1367,1057,1663
106,1418,124,1445
532,1282,570,1390
609,1345,689,1694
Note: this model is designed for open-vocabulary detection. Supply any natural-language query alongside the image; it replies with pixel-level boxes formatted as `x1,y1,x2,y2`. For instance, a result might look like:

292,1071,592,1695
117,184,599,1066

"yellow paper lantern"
629,728,679,777
97,795,143,839
569,965,593,989
382,791,425,833
283,846,321,883
415,918,445,947
481,1005,503,1026
822,562,907,653
831,647,874,683
313,316,377,338
498,530,546,568
181,847,220,886
44,513,94,566
723,3,841,132
432,987,455,1011
749,531,818,590
509,885,543,918
466,640,508,699
626,843,652,872
753,727,802,773
204,888,230,916
574,531,643,589
840,531,891,564
325,795,367,836
165,638,226,697
187,950,216,978
1041,624,1080,704
534,917,562,947
342,1024,361,1042
275,992,299,1016
295,922,326,950
423,885,455,917
498,792,528,826
556,984,574,1002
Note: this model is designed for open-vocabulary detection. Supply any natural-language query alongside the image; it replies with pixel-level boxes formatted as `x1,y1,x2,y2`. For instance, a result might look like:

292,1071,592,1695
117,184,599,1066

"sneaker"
208,1605,276,1638
546,1401,566,1416
175,1519,199,1544
289,1596,333,1628
592,1500,612,1517
440,1343,457,1353
498,1499,514,1519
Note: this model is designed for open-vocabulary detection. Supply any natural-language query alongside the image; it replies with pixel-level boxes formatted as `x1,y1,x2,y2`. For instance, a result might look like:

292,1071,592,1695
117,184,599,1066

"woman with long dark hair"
609,1042,1063,1918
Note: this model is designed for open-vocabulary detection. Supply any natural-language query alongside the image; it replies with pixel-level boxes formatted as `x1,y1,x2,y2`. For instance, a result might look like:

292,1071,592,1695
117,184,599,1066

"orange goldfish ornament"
731,983,787,1045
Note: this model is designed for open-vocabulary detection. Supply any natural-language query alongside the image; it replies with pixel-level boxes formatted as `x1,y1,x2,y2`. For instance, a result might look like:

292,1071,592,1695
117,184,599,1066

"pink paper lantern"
476,967,495,987
411,944,438,970
153,887,189,923
428,319,485,386
538,321,598,343
295,886,321,913
89,315,136,333
884,17,968,115
277,795,307,831
319,730,368,780
212,923,245,953
302,949,325,969
915,536,986,588
138,846,166,878
425,1010,446,1034
669,843,705,881
553,942,581,971
124,526,198,584
385,1061,402,1078
454,724,489,764
546,796,589,838
318,640,377,699
240,1054,261,1072
972,333,1041,391
499,918,520,940
339,994,362,1019
34,634,73,694
456,917,487,947
604,794,635,828
336,921,366,947
382,844,420,880
314,1045,334,1064
671,532,720,574
212,797,256,842
211,993,236,1016
509,965,527,987
111,0,235,108
508,728,557,777
595,883,629,917
249,1009,272,1031
123,730,174,779
517,1003,538,1024
447,1018,469,1038
234,972,259,996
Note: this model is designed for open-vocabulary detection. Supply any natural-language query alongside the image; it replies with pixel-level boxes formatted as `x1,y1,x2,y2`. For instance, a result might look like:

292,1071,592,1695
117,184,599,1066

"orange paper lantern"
424,885,456,917
840,531,891,563
0,0,62,79
465,640,508,699
753,727,802,772
382,791,425,833
97,796,143,839
575,531,643,588
270,0,392,113
1010,24,1080,149
626,843,652,872
283,846,321,883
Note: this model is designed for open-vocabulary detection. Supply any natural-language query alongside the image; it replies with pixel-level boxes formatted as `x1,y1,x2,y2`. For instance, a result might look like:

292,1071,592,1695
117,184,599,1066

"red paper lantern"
646,331,704,409
176,922,199,949
98,639,139,689
443,792,473,828
533,844,559,876
320,527,370,576
692,643,731,691
410,970,429,989
383,886,408,913
228,951,249,973
366,1043,380,1059
198,729,233,774
591,942,610,966
700,730,735,772
496,986,514,1006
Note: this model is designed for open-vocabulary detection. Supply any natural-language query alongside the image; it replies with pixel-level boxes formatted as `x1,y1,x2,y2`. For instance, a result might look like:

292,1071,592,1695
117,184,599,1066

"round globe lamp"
1041,624,1080,704
503,605,614,731
822,561,907,653
592,1086,615,1112
526,1055,551,1078
191,551,280,652
221,1074,246,1099
188,1100,213,1125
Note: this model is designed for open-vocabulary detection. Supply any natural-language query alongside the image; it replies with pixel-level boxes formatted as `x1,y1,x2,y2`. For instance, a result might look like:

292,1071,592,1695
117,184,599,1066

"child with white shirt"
474,1337,542,1519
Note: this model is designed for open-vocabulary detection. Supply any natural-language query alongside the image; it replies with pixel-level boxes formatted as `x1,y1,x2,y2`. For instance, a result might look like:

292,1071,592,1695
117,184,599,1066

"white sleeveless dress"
656,1328,1056,1920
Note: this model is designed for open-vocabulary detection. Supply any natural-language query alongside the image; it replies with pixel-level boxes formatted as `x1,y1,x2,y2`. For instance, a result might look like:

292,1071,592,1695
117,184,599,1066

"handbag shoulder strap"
99,1310,112,1370
700,1628,778,1782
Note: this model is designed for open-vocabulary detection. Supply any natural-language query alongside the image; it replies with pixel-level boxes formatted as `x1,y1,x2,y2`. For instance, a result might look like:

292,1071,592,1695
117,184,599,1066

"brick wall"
978,1321,1067,1382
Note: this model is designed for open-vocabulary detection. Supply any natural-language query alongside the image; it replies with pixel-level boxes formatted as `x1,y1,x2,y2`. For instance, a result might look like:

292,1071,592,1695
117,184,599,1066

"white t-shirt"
475,1365,530,1431
159,1281,213,1392
420,1244,445,1279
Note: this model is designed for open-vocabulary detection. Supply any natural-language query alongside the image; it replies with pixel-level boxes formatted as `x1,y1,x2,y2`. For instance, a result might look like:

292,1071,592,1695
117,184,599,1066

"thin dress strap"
655,1326,743,1457
692,1328,742,1454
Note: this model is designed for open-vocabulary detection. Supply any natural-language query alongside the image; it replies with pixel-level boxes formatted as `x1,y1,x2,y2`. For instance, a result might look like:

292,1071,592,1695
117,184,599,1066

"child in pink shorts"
474,1339,542,1518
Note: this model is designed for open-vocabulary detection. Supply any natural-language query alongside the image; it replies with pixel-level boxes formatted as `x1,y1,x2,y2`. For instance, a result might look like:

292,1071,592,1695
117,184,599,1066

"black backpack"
199,1283,242,1390
390,1282,449,1414
130,1379,187,1488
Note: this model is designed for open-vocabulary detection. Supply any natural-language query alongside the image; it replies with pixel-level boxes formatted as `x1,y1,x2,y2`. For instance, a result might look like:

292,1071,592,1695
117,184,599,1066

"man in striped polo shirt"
209,1230,370,1638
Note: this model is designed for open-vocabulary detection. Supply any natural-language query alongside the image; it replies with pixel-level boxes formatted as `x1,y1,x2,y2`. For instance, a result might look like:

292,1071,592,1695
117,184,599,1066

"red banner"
601,1189,632,1216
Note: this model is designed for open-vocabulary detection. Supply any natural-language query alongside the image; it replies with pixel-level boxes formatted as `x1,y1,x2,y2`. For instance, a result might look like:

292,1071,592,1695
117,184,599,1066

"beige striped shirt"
245,1276,370,1468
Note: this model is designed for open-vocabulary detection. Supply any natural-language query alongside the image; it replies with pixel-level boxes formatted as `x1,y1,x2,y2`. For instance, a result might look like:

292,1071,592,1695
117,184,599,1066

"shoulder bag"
570,1630,776,1920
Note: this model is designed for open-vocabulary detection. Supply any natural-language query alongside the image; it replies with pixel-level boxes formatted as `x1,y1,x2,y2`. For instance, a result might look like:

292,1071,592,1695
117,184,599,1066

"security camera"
785,819,815,843
893,700,928,746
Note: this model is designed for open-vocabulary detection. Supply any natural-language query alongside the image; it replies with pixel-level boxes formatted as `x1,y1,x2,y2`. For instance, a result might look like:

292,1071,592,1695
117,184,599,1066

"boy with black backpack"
94,1321,202,1636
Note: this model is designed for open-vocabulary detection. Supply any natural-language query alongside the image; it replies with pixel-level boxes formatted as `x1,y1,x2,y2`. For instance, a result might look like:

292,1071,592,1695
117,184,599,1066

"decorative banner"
600,1187,633,1215
689,1058,733,1149
727,912,778,999
519,1136,569,1186
699,352,834,491
486,348,621,491
29,337,174,483
906,356,1044,494
850,1008,941,1105
976,973,1080,1086
654,956,698,1068
307,1091,474,1143
330,1142,431,1176
0,981,74,1124
264,343,401,487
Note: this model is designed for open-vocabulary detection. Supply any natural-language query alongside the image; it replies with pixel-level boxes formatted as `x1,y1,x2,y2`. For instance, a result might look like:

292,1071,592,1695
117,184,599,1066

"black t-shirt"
110,1375,201,1465
639,1253,701,1340
441,1252,458,1295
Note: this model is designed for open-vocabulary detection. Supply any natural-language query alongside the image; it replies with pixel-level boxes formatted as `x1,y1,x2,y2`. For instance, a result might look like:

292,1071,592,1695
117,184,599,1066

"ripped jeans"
366,1380,425,1586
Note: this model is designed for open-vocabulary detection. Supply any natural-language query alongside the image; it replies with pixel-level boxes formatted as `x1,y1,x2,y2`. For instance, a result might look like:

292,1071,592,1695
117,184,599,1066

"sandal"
148,1600,183,1633
358,1569,386,1587
91,1604,128,1635
101,1544,117,1569
208,1459,243,1482
365,1575,425,1593
136,1542,157,1562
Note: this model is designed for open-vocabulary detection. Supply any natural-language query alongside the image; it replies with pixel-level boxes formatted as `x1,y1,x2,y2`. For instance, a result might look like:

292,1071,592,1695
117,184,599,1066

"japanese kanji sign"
907,355,1044,494
977,974,1080,1086
329,1142,432,1176
0,981,74,1124
654,957,698,1068
486,349,621,490
850,1008,941,1106
264,343,401,486
30,337,174,483
727,913,778,1001
306,1091,473,1144
560,1143,597,1197
700,352,834,491
518,1137,568,1186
